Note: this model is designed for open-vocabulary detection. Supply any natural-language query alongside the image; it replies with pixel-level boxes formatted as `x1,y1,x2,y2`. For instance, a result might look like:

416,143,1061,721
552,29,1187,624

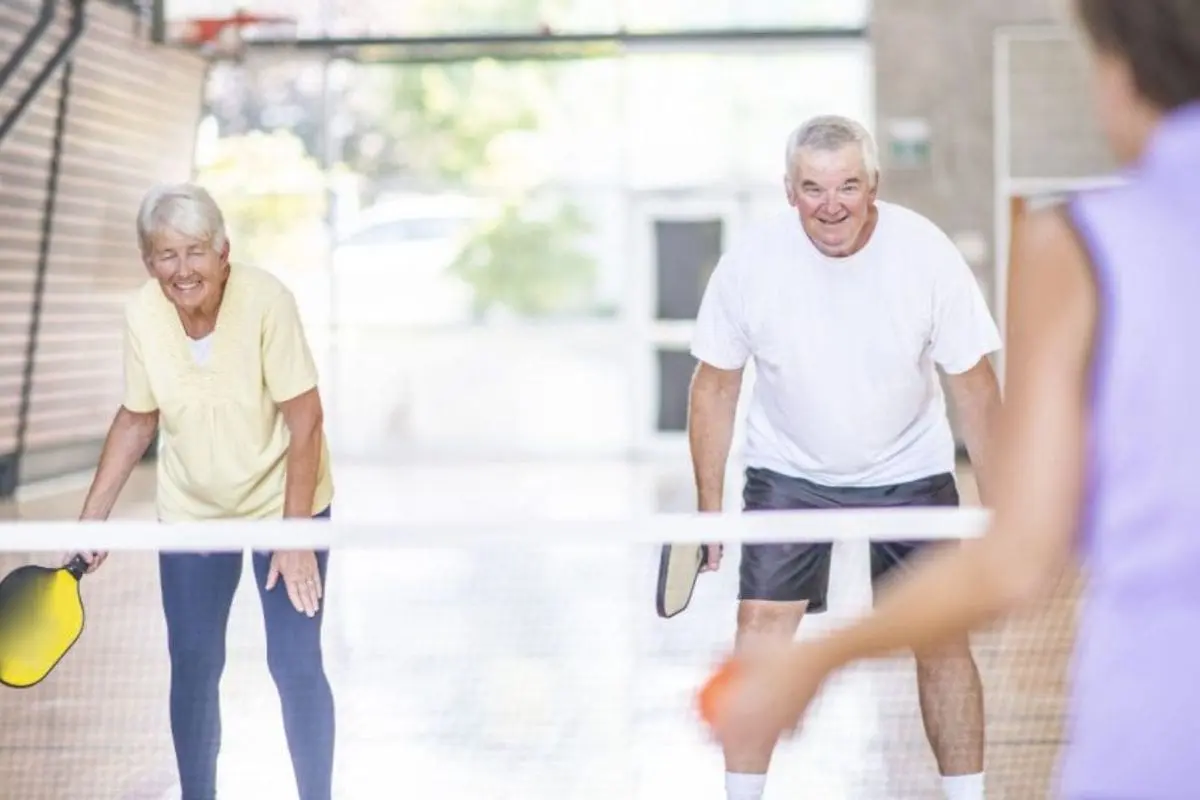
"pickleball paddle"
655,543,711,618
0,554,89,688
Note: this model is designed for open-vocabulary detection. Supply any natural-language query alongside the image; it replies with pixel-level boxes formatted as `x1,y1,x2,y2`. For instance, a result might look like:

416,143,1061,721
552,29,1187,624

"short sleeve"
122,305,158,413
928,236,1003,375
690,249,752,370
262,287,319,404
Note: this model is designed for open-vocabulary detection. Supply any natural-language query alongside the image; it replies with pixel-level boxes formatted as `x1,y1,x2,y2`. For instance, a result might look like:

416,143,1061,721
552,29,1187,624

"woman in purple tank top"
709,2,1200,797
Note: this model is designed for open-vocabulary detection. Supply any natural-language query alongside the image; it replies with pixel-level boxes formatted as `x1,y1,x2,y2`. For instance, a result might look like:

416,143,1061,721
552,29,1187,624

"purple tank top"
1059,101,1200,799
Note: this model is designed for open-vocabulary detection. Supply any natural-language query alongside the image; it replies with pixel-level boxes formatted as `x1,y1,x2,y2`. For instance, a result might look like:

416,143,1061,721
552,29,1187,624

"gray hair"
784,115,880,186
136,183,228,257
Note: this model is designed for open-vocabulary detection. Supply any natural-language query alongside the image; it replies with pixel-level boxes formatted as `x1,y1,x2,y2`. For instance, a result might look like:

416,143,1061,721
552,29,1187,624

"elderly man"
76,183,336,800
689,115,1001,800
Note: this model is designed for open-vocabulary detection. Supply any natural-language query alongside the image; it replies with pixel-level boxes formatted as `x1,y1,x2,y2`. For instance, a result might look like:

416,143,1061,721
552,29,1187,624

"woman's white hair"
784,115,881,186
136,183,228,257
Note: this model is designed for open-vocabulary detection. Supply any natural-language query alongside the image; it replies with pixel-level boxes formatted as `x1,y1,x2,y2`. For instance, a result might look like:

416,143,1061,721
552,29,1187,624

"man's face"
785,144,878,258
144,229,229,314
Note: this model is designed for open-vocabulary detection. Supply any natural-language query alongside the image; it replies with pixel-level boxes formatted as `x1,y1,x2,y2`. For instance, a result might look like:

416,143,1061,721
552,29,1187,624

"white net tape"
0,507,1074,800
0,507,990,550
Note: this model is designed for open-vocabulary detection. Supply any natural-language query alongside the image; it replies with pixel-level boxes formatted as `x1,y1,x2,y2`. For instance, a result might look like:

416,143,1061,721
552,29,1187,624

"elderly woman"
76,183,336,800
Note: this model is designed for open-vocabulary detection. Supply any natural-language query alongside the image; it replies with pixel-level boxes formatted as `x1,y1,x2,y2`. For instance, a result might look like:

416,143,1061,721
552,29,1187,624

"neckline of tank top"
1142,100,1200,171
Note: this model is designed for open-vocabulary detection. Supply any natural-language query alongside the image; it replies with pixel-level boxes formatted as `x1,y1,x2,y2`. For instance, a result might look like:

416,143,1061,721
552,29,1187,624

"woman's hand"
265,549,322,617
708,642,831,748
71,551,108,574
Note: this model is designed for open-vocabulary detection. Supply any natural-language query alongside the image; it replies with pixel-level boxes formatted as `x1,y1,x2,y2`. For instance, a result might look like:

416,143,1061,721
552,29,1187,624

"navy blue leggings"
158,507,335,800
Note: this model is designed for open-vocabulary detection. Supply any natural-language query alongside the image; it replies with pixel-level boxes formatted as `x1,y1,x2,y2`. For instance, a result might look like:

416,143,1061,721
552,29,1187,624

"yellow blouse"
122,264,333,521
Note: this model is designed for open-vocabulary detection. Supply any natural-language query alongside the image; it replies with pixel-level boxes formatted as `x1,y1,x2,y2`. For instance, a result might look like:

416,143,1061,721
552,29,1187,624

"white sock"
942,772,985,800
725,771,767,800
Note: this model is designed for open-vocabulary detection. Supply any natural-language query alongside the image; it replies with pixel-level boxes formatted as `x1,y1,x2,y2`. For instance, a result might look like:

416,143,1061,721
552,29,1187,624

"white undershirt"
187,333,214,367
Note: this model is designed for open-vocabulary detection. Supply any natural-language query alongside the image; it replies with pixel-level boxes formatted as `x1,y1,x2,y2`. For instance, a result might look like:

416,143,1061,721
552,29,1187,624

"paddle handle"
64,554,89,580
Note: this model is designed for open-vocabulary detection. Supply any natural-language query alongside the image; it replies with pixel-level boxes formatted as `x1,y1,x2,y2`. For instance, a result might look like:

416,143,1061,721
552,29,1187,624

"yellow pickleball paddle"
0,554,88,688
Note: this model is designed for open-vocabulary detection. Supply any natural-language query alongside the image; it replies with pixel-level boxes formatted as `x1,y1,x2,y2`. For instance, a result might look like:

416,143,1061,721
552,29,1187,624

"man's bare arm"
689,362,744,510
688,361,744,569
945,357,1003,505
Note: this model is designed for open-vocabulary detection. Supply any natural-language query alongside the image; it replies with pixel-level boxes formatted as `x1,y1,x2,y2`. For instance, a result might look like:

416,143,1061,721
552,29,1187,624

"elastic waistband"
744,466,958,510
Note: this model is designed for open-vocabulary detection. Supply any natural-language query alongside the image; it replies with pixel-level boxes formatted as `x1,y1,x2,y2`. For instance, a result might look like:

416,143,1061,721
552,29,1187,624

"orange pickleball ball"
697,657,743,728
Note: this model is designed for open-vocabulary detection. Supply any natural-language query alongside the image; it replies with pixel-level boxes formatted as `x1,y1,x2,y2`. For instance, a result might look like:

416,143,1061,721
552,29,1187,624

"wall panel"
0,0,207,491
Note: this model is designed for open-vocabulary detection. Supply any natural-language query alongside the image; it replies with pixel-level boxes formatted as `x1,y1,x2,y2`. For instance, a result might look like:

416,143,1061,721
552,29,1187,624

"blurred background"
175,0,875,466
0,0,1117,490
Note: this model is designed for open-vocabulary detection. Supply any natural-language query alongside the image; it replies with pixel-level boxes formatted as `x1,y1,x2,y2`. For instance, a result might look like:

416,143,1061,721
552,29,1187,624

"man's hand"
265,549,323,617
701,543,724,572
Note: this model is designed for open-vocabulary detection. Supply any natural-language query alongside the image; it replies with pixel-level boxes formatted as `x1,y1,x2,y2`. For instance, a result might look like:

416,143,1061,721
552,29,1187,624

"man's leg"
725,467,835,800
914,634,986,799
726,543,833,800
873,538,986,800
724,592,810,800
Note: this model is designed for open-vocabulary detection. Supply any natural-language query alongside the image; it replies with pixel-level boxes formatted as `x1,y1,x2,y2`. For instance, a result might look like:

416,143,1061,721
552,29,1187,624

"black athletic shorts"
739,466,960,612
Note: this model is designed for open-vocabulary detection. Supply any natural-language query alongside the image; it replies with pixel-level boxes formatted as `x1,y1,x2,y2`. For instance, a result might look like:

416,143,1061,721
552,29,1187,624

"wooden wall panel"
0,0,65,485
0,0,207,490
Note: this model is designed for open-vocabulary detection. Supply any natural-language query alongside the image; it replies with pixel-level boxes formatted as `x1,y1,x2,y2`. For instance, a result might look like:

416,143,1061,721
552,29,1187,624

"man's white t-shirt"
690,200,1002,488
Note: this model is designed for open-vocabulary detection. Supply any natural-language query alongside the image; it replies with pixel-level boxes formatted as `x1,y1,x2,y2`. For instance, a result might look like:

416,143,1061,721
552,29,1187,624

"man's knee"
735,600,808,650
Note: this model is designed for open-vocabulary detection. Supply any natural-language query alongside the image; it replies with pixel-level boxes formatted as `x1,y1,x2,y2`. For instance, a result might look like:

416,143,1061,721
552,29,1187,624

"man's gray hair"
784,115,880,185
136,182,228,257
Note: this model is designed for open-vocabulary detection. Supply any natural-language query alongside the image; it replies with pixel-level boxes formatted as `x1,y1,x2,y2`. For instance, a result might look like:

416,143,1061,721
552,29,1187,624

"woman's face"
144,229,229,315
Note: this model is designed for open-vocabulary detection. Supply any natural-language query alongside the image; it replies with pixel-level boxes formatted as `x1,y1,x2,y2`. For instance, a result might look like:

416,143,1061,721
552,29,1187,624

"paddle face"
656,544,709,618
0,557,86,688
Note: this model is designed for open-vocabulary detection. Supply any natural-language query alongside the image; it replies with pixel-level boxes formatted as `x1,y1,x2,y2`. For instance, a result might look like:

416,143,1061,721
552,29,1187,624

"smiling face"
136,184,233,324
144,229,229,317
785,143,879,258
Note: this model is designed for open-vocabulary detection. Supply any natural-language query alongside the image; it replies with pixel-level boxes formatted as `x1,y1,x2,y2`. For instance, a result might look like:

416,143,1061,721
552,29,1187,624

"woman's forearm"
283,424,321,519
810,531,1035,673
80,407,159,521
279,388,325,519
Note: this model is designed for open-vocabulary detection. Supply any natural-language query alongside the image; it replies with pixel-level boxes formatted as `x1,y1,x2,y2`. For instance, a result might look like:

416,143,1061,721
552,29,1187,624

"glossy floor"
0,460,1075,800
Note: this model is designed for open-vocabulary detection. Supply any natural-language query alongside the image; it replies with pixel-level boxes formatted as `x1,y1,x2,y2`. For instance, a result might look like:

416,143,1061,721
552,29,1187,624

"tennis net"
0,497,1078,800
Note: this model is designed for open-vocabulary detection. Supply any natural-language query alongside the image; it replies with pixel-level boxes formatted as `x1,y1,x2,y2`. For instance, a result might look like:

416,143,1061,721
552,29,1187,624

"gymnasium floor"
0,459,1075,800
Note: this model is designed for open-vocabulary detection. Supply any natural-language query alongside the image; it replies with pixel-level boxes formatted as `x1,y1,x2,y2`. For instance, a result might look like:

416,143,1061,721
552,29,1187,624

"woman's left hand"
266,549,322,617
